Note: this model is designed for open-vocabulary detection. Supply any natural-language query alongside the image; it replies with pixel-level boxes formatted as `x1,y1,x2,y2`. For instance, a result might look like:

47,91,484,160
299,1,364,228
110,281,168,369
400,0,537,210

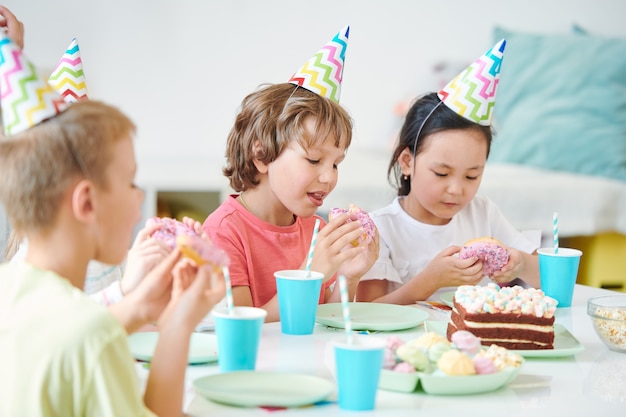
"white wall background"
2,0,625,254
5,0,626,171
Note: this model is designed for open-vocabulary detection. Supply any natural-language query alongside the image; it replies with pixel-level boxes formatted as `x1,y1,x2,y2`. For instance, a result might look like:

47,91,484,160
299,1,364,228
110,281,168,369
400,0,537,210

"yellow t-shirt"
0,262,156,417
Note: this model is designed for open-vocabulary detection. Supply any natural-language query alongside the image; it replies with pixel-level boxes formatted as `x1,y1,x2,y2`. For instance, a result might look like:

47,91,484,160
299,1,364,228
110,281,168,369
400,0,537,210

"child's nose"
318,165,336,184
446,179,463,195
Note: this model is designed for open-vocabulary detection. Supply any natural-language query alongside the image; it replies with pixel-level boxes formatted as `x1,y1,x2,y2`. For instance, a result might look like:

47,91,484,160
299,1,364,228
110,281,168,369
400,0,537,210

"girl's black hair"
388,92,493,196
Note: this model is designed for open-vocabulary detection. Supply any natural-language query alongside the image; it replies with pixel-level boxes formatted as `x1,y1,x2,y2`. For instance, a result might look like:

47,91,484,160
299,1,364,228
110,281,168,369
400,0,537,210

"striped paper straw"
222,266,234,315
553,212,559,254
338,274,353,345
305,219,321,277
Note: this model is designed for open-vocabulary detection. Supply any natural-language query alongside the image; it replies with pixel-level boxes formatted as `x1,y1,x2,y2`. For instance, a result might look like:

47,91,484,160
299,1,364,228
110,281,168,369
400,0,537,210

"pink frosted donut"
146,217,199,249
459,237,509,277
328,204,375,246
176,235,230,271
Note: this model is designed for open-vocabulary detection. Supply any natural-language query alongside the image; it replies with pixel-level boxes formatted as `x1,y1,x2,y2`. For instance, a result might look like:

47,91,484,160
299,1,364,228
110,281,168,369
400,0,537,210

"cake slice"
446,283,558,350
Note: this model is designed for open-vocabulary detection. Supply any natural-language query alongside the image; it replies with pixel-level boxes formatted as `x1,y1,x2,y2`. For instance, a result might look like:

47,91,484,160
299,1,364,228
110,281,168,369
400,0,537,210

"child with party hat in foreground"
4,37,176,319
203,25,379,322
0,31,225,417
356,39,541,304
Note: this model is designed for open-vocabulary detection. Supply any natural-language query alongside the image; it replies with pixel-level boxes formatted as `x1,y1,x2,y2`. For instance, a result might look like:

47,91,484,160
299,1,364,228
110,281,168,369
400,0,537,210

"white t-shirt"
362,195,538,298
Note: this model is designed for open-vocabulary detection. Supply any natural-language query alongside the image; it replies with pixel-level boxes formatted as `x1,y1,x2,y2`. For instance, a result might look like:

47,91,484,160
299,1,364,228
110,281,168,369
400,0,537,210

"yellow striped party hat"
437,39,506,126
0,31,68,136
288,25,349,103
48,38,88,103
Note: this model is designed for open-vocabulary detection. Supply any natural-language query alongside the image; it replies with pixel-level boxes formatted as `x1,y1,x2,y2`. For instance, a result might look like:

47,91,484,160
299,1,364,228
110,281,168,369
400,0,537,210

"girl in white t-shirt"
357,90,540,304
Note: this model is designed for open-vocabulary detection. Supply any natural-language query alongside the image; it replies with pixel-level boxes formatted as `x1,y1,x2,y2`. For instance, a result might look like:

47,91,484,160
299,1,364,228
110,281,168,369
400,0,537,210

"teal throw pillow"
489,27,626,182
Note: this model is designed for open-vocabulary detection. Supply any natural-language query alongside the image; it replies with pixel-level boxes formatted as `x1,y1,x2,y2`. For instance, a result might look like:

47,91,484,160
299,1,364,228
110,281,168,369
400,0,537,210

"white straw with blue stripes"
553,212,559,254
222,266,234,315
338,274,353,345
305,219,321,277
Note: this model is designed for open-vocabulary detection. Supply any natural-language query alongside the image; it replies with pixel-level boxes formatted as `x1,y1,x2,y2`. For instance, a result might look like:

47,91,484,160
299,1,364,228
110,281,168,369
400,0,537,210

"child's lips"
308,192,326,207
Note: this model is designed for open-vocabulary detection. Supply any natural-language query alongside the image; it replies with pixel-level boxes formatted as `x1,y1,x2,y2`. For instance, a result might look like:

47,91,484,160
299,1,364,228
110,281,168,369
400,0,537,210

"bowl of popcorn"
587,295,626,353
379,331,524,395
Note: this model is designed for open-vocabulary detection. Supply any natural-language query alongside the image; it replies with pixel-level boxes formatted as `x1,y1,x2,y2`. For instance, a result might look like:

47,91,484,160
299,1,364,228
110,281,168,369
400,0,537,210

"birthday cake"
447,283,558,350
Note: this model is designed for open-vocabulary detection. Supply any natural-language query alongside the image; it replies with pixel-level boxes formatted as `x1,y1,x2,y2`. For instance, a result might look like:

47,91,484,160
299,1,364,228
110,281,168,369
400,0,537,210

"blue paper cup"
212,306,267,372
333,336,386,411
275,270,324,335
538,247,583,308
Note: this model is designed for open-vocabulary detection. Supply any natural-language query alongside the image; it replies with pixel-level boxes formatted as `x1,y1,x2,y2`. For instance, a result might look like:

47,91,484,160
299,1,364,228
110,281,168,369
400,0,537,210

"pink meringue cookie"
451,330,482,355
386,335,405,352
392,361,416,373
473,356,498,374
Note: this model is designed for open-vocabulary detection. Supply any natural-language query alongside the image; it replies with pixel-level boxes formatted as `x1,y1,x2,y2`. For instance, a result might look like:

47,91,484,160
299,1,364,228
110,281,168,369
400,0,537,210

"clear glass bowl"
587,295,626,353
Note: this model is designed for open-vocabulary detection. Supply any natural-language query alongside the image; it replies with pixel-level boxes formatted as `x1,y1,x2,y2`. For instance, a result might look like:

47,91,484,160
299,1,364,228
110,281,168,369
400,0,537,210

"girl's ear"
71,179,97,224
398,147,414,176
251,140,268,174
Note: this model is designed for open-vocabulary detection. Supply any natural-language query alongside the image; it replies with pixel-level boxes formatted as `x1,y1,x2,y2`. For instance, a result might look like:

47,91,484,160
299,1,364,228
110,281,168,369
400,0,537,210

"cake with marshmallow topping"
447,283,558,350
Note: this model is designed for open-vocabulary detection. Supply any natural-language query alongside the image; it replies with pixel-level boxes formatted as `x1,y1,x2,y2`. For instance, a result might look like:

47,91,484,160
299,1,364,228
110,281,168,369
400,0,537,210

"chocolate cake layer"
447,322,552,350
448,298,555,350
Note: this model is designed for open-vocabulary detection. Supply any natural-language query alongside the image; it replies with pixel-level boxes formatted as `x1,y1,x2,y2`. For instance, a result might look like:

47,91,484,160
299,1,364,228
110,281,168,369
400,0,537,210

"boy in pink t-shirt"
203,27,379,322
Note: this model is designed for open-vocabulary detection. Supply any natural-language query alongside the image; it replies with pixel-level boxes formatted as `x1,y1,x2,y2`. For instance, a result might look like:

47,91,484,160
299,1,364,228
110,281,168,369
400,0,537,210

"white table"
137,284,626,416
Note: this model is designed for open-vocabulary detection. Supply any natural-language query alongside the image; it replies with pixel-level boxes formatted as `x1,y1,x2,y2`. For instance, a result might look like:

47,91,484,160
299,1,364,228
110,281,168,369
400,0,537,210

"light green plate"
439,291,456,308
127,332,218,364
425,320,585,357
379,369,420,393
379,361,523,395
193,371,334,407
316,302,429,331
419,365,522,395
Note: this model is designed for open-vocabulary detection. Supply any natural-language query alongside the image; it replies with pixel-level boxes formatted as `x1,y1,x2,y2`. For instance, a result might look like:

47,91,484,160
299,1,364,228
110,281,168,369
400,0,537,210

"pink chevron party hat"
0,31,68,136
437,39,506,126
48,38,88,103
288,25,349,103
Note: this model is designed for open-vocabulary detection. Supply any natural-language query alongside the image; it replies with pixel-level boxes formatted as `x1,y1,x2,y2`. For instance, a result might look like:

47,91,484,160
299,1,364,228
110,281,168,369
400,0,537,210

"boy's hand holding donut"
304,213,368,280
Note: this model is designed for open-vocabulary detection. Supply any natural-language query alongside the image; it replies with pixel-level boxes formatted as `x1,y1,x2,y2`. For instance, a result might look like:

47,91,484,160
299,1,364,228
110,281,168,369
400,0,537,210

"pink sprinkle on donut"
459,238,509,276
328,204,375,246
146,217,199,249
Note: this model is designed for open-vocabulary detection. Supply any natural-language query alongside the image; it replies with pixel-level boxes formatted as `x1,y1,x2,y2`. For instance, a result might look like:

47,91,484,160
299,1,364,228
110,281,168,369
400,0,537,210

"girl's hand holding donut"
490,248,524,283
422,246,484,288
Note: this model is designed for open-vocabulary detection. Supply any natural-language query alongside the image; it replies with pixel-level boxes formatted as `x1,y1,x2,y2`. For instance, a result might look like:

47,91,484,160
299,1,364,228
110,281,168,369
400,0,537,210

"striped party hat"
48,38,88,103
288,25,349,103
437,39,506,126
0,31,68,136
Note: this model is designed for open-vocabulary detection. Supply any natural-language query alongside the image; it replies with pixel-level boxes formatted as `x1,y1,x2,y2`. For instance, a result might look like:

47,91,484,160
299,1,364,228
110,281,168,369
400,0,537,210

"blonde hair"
2,229,21,261
0,100,135,233
224,83,353,191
